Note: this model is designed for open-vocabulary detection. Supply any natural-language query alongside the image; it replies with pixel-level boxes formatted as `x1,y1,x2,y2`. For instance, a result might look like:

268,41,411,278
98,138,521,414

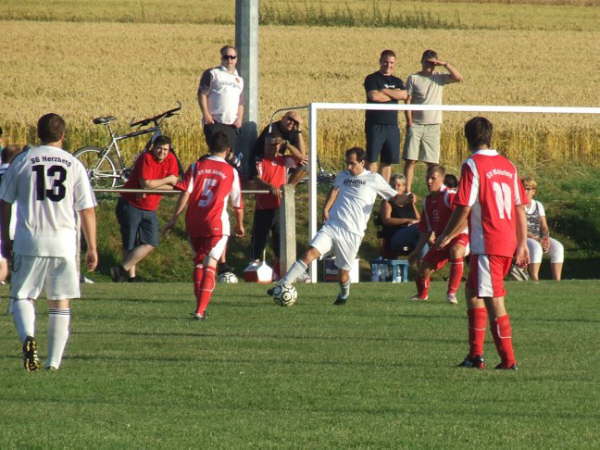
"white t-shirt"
200,66,244,125
406,72,455,124
327,170,396,236
0,145,97,257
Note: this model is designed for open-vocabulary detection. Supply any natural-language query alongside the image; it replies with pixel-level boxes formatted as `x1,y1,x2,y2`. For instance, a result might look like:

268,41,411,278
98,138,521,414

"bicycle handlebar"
129,101,182,128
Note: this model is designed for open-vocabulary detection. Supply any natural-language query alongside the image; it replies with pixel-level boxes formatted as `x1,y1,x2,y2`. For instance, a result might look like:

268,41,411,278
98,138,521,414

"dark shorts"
116,198,160,251
365,123,401,165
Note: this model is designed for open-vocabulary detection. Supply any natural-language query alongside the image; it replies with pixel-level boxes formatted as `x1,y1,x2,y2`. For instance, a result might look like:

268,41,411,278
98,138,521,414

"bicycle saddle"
92,116,117,125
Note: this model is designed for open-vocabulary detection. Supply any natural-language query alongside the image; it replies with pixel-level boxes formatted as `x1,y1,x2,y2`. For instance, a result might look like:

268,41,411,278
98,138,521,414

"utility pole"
235,0,259,179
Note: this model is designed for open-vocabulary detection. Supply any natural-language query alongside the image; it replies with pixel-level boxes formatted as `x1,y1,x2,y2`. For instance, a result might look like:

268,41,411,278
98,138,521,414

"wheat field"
1,2,599,169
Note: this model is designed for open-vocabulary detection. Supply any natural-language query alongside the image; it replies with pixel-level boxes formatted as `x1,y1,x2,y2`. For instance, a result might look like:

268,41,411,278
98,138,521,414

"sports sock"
468,307,488,357
196,266,216,316
339,280,351,299
491,314,516,366
12,299,36,342
193,264,204,300
448,258,464,295
46,308,71,369
281,260,307,284
416,276,430,299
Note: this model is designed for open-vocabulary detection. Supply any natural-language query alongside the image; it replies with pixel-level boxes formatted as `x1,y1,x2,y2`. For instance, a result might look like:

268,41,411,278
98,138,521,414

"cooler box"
243,261,274,283
322,258,360,283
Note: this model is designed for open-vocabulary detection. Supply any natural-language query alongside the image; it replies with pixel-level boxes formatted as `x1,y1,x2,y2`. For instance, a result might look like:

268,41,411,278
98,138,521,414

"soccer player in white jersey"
436,117,528,370
0,113,97,371
275,147,405,305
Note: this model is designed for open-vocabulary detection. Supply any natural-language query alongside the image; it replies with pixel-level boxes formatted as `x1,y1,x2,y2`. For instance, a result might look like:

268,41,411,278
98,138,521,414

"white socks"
339,280,351,300
281,260,308,284
12,299,35,342
47,308,71,369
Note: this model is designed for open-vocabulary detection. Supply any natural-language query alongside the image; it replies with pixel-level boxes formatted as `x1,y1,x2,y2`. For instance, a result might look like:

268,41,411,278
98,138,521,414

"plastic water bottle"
371,263,380,282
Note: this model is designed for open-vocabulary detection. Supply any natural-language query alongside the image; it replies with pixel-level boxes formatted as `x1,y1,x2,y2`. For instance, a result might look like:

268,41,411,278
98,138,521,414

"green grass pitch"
1,280,599,448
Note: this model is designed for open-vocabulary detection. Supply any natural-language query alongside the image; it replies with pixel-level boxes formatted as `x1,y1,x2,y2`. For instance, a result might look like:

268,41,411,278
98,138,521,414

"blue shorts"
116,198,160,251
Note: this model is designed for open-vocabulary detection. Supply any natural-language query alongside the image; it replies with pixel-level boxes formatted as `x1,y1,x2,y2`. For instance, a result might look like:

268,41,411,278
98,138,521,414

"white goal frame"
306,102,600,282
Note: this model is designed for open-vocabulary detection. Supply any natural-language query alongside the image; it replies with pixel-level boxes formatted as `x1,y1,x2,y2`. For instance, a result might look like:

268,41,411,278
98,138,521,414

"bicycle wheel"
74,146,122,189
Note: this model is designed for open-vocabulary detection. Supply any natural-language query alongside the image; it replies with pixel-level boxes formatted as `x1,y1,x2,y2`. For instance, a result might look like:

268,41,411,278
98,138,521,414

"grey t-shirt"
406,72,455,124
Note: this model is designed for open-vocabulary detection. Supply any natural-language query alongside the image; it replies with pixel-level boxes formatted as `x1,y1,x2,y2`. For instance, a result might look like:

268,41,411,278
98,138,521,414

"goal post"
307,102,600,282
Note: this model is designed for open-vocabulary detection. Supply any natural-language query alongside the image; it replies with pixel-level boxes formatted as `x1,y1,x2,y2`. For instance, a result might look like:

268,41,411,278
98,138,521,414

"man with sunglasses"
250,111,306,177
198,45,245,156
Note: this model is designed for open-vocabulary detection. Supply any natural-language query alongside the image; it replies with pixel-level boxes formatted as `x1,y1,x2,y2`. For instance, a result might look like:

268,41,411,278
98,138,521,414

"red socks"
468,307,488,357
416,276,430,299
448,258,464,295
195,266,216,316
491,314,516,366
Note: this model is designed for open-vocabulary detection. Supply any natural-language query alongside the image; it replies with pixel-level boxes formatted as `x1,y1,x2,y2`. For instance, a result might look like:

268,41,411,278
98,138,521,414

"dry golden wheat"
1,19,599,168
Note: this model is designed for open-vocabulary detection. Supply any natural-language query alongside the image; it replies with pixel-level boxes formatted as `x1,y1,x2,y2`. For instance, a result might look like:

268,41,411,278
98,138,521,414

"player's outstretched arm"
435,205,470,249
80,207,98,272
163,191,190,234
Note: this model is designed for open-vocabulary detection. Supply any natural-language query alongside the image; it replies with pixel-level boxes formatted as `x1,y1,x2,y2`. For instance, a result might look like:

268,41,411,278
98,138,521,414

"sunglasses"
524,187,536,191
286,117,299,125
222,54,237,60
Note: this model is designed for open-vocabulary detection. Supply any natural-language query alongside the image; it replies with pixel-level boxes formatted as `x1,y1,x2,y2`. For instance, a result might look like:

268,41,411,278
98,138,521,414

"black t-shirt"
381,201,417,239
364,71,405,125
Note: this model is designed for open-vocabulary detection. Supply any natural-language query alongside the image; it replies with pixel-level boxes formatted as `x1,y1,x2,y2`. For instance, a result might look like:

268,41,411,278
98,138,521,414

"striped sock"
47,308,71,369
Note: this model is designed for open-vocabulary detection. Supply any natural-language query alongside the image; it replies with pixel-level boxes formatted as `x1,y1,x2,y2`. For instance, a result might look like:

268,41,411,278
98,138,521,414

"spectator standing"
364,49,408,182
403,50,463,193
250,136,306,276
409,165,468,304
0,113,97,371
163,131,244,320
198,45,244,160
522,176,564,281
436,117,528,370
111,136,179,282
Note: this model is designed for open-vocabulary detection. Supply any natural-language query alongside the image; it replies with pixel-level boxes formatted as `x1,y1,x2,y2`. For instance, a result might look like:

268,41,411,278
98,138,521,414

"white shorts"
10,254,80,300
310,224,362,271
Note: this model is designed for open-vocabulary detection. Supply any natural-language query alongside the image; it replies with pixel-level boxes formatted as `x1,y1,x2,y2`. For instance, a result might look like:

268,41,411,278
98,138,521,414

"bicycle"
74,102,183,188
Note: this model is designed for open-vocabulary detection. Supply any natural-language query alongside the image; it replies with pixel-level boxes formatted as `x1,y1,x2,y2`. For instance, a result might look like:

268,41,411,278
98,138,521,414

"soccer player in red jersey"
164,131,244,320
409,165,468,304
436,117,529,370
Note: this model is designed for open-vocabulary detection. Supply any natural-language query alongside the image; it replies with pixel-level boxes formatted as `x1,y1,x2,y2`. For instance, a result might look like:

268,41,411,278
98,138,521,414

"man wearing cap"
250,111,306,178
403,49,463,193
364,49,408,183
198,45,245,154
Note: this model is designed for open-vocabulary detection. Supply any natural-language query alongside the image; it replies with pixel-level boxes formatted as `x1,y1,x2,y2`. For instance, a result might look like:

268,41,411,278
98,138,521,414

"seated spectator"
523,176,564,281
250,111,305,177
379,174,420,256
250,135,305,278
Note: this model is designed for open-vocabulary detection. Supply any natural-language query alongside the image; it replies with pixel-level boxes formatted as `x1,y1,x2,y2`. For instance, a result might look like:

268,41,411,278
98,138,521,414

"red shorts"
423,233,469,271
190,235,228,265
467,254,512,298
